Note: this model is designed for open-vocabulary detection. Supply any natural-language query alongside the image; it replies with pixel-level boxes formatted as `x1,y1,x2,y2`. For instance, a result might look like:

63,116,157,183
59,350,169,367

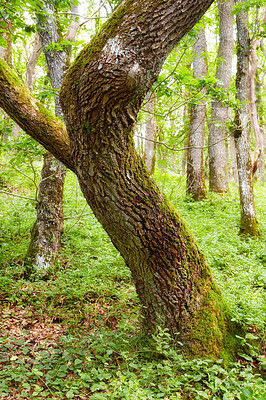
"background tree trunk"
25,153,65,269
25,2,75,271
21,33,65,271
255,72,265,183
0,20,12,65
143,91,157,175
208,0,234,193
186,27,208,201
0,20,12,144
11,34,42,139
249,6,266,182
229,134,239,187
234,1,259,237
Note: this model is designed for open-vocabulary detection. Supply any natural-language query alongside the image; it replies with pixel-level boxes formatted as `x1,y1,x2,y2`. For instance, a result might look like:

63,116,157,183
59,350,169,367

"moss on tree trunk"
0,0,243,359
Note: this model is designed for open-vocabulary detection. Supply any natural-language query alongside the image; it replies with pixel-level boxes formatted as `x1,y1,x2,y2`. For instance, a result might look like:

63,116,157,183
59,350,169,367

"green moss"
239,217,260,237
186,284,243,362
62,1,128,82
61,0,150,99
0,58,67,137
0,58,22,87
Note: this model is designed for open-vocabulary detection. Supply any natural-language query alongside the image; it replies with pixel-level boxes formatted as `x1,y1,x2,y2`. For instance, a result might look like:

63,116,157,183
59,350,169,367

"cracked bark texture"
0,0,239,358
234,1,259,236
186,27,208,201
59,0,237,357
208,0,234,193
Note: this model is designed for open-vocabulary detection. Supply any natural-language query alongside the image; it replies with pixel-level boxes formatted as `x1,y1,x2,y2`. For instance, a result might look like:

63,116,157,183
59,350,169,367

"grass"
155,170,266,332
0,165,265,399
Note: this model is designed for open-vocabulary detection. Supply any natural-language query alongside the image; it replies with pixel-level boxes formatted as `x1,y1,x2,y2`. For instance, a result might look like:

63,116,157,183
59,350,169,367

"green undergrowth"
155,169,266,332
0,168,266,399
0,327,265,400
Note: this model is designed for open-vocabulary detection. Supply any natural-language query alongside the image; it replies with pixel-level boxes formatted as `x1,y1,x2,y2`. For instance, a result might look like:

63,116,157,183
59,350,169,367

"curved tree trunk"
59,0,238,358
186,27,208,201
234,1,259,237
0,0,240,358
208,0,234,193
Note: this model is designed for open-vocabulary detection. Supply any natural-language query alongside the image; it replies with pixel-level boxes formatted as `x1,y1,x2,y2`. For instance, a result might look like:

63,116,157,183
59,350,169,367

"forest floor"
0,169,266,399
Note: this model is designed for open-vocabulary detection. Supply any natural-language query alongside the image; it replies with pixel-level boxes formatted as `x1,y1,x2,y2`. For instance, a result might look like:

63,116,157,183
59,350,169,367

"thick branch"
0,59,73,171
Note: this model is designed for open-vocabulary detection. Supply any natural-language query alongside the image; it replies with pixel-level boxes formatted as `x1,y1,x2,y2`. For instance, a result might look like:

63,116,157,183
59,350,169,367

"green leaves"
233,0,266,15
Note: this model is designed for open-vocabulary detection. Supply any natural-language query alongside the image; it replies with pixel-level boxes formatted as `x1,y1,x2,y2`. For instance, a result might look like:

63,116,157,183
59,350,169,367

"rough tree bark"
208,0,234,193
143,91,156,174
25,2,79,271
234,1,260,236
0,0,240,359
186,27,208,201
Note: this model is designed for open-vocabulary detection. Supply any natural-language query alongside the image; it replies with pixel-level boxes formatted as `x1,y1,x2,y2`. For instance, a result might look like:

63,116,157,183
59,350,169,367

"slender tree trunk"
0,20,12,143
26,34,42,92
234,2,259,236
186,27,208,201
249,6,266,182
11,34,42,139
230,135,239,187
25,153,65,269
22,33,65,270
25,3,75,271
209,0,234,193
181,98,190,176
0,20,12,65
143,91,156,174
0,0,240,358
255,72,265,183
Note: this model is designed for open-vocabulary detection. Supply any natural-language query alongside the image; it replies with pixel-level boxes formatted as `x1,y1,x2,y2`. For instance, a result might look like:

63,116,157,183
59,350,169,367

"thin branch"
135,131,233,152
0,190,37,201
79,0,108,28
5,163,37,186
142,41,194,108
63,212,92,220
64,204,89,232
